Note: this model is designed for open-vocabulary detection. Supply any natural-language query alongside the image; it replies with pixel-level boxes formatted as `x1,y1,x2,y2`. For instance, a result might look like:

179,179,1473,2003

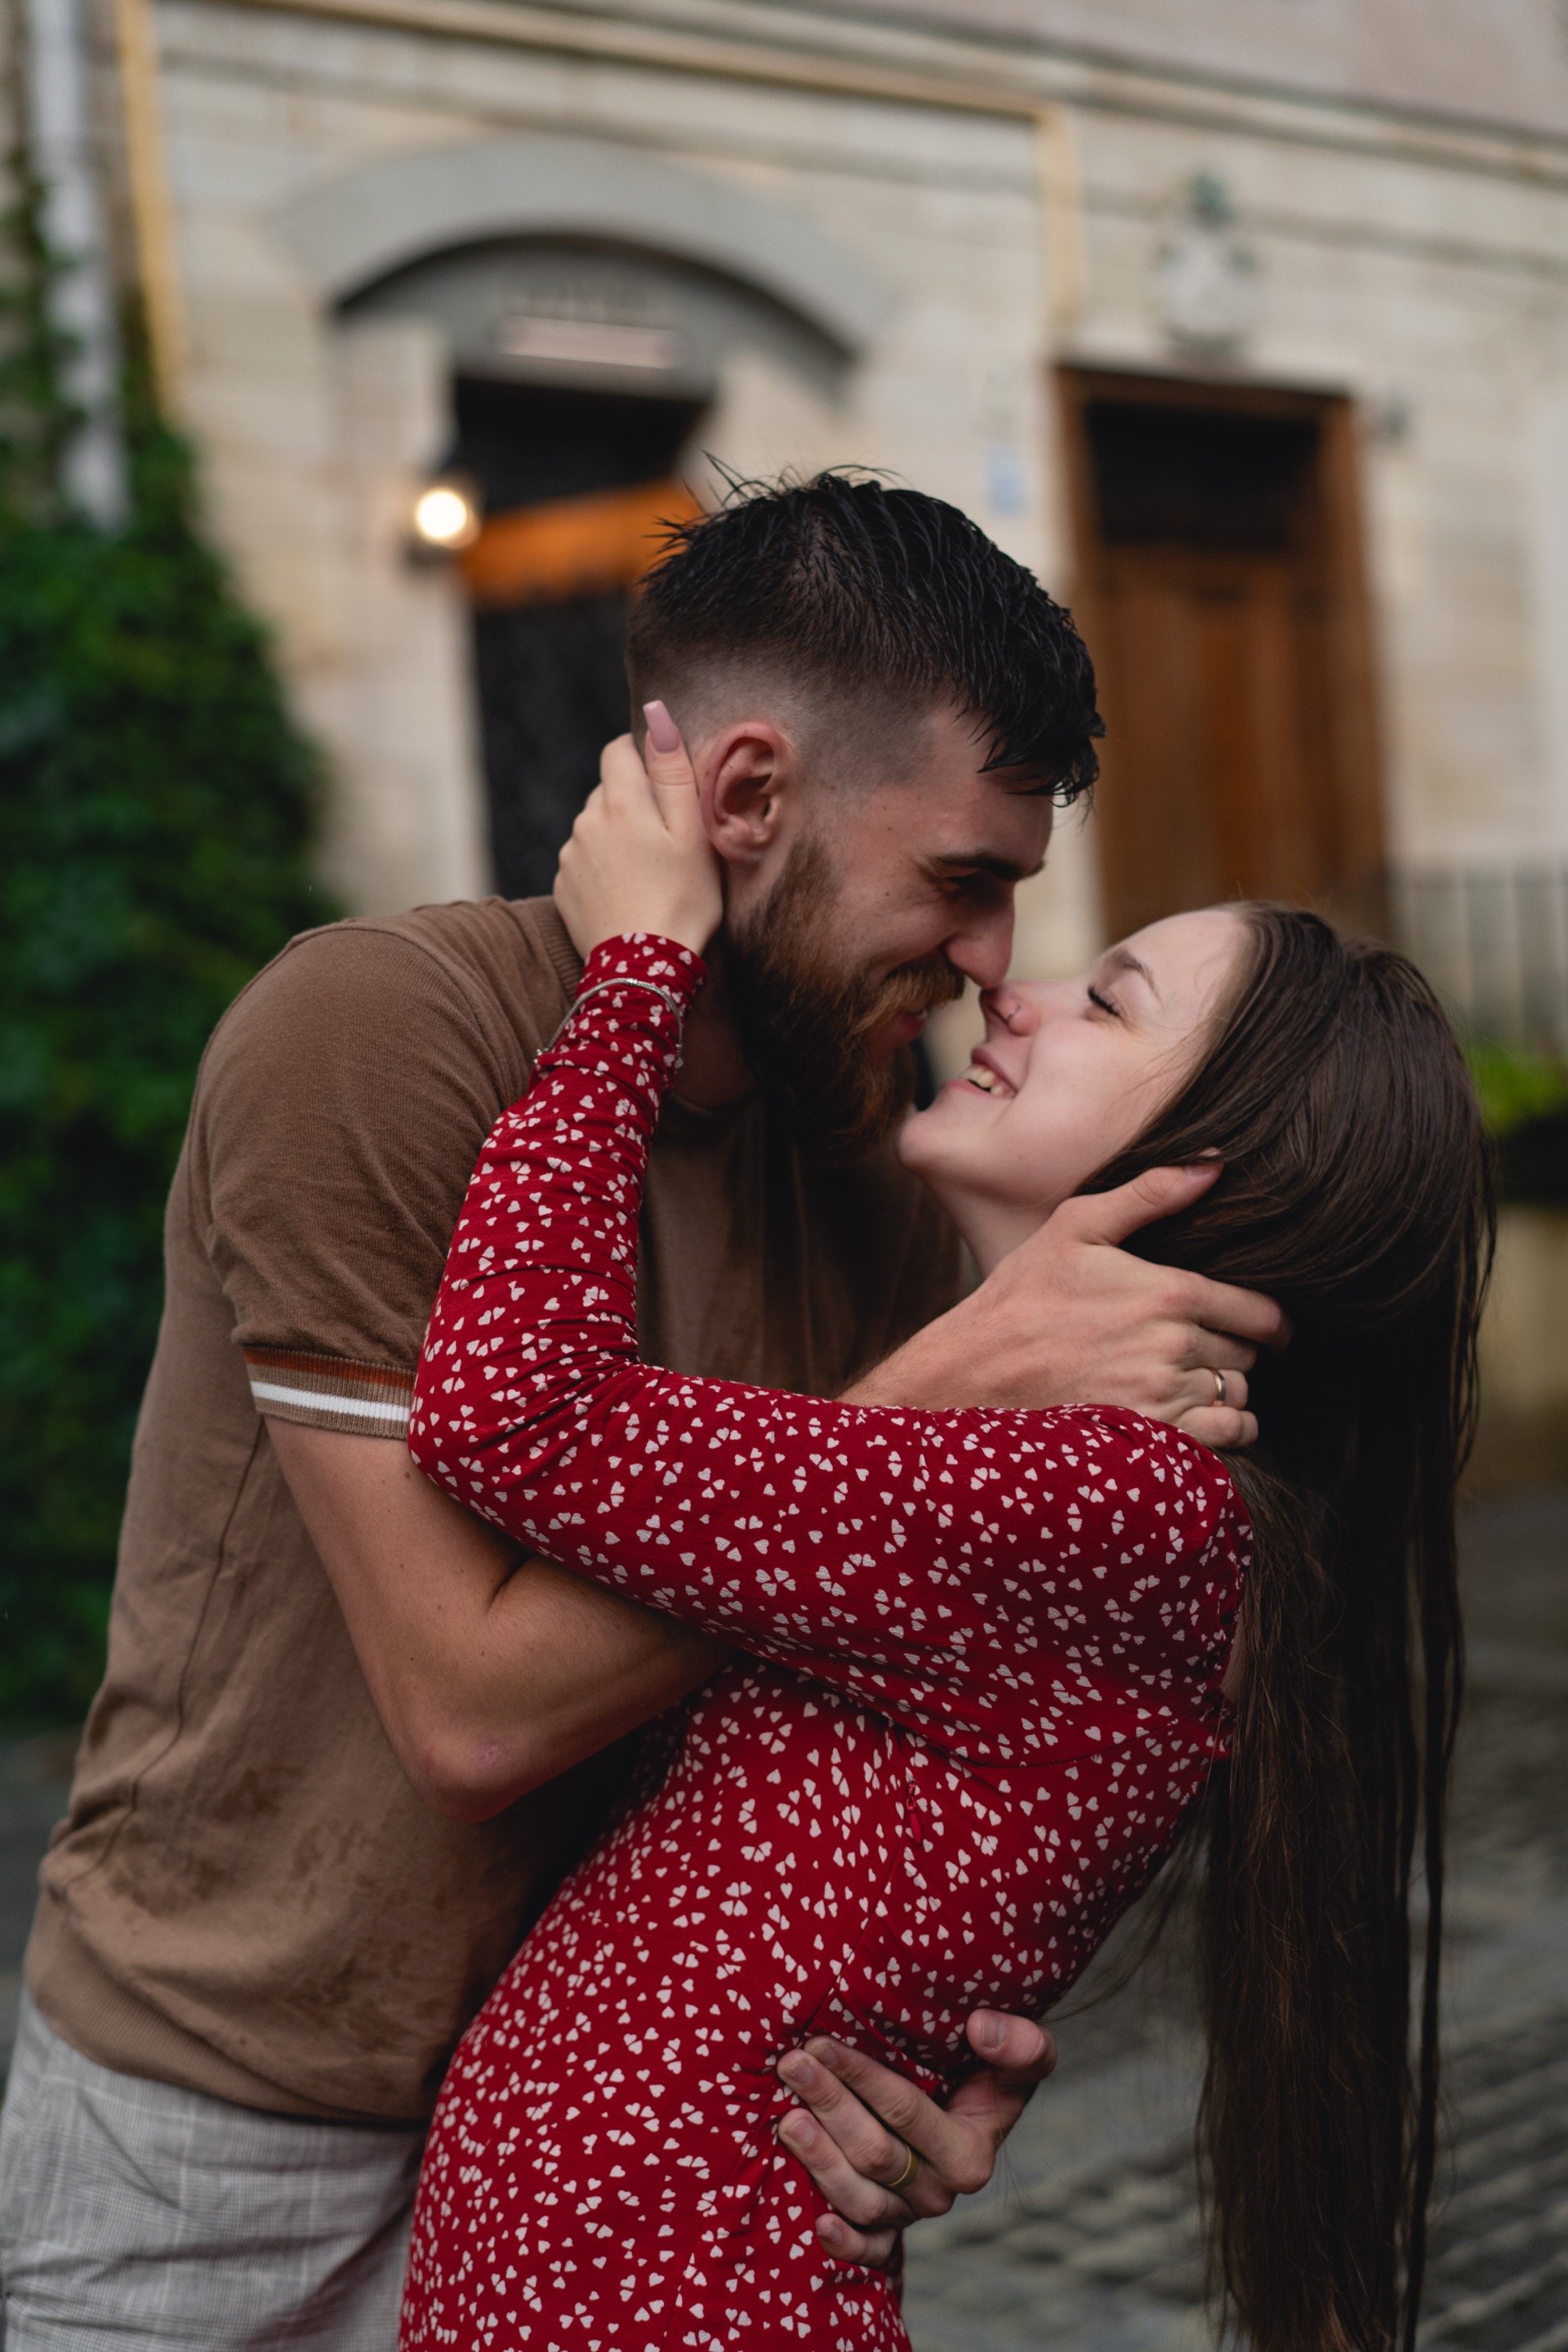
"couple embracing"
2,476,1488,2352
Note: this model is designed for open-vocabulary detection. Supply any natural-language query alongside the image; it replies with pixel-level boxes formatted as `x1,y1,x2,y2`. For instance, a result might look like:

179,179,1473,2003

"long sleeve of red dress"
411,934,1245,1771
401,934,1250,2352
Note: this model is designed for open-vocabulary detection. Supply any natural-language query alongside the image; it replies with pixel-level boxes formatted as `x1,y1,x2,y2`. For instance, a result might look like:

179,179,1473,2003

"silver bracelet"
542,974,690,1053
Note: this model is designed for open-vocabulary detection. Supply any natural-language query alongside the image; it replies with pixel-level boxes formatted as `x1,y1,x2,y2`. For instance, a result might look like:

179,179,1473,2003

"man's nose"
944,904,1014,993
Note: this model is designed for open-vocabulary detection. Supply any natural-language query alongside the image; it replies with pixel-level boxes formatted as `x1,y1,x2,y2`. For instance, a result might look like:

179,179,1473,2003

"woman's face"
899,907,1250,1267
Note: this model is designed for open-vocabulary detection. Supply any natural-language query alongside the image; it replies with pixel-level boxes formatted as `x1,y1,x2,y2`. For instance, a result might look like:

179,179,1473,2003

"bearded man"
0,474,1277,2352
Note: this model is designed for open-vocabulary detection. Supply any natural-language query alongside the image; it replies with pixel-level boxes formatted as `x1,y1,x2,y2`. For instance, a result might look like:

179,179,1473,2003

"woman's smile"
953,1044,1018,1099
903,906,1250,1273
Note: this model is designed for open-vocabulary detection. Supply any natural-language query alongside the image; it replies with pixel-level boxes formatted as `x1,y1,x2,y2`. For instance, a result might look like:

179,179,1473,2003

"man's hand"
851,1164,1285,1450
773,2012,1057,2265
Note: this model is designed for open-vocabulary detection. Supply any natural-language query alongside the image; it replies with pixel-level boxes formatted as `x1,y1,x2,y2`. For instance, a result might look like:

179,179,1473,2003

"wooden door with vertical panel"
1058,370,1383,941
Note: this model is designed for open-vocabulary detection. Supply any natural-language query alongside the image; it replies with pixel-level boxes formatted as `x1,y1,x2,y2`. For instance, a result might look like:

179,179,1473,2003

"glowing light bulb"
412,483,479,550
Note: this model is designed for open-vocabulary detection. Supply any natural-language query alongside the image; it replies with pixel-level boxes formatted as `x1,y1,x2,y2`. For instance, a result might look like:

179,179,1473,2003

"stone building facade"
16,0,1568,1027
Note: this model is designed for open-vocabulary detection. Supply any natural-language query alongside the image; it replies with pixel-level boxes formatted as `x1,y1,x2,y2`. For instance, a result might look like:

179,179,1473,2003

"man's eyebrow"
1103,945,1160,1000
929,851,1046,884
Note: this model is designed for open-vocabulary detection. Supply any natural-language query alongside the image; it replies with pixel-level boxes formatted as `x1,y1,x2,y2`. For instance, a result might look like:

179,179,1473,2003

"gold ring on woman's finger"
886,2140,920,2192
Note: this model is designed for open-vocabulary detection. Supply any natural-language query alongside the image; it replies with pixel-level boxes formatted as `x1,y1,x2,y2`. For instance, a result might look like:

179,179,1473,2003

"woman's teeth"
964,1064,1013,1098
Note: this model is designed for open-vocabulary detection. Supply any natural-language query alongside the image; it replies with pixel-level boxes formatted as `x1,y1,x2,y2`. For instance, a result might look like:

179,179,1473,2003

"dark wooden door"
452,376,705,900
1058,371,1383,940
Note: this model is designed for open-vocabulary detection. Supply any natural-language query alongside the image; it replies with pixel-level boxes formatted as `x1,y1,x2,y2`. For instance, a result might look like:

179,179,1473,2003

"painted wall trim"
114,0,187,412
275,131,897,354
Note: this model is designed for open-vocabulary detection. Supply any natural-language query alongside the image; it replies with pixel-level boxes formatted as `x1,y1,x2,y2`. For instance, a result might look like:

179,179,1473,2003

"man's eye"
1086,984,1120,1018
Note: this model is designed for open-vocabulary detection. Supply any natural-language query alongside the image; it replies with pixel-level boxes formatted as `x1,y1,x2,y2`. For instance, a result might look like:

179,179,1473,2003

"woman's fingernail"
643,700,681,754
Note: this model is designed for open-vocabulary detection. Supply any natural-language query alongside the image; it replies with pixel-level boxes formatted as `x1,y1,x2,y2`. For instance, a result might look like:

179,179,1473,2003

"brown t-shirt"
26,898,960,2123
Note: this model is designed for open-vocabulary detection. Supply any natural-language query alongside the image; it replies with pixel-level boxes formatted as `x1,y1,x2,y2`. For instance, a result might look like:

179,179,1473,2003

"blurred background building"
20,0,1568,949
10,0,1568,1427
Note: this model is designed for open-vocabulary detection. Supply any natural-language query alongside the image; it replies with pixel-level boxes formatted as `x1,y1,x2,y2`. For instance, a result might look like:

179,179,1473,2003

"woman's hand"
555,702,723,960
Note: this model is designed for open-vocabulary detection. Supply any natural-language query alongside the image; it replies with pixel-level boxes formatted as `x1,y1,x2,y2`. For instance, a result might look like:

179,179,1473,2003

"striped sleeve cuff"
243,1348,414,1438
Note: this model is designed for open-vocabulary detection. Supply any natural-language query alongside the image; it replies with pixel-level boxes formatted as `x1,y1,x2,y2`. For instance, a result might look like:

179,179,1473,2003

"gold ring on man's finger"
1214,1369,1227,1407
886,2140,920,2192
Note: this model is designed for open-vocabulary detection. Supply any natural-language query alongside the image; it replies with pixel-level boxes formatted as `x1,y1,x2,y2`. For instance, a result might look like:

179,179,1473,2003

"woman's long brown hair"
1087,904,1494,2352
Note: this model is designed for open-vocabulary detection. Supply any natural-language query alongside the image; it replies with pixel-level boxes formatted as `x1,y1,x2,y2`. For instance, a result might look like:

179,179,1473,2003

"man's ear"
701,723,794,868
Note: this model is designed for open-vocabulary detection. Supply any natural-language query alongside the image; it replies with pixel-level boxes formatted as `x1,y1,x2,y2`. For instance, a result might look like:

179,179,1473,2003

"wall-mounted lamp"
408,474,481,562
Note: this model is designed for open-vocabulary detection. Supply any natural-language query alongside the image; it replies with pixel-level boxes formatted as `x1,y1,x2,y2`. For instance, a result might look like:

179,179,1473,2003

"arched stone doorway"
278,135,891,900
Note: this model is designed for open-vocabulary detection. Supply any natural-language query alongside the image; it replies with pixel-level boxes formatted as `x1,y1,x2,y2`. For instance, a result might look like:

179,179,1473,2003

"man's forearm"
270,1420,724,1822
844,1299,990,1410
844,1170,1274,1446
424,1555,727,1818
844,1284,1032,1411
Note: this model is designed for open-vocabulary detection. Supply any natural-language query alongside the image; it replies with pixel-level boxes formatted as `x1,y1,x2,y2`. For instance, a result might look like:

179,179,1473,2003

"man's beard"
724,834,964,1164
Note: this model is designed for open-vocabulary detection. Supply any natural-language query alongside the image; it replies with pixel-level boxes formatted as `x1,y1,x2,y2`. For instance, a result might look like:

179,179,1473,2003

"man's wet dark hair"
626,470,1103,800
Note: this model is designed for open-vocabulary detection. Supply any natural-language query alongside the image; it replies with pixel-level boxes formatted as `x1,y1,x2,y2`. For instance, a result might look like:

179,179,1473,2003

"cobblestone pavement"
2,1495,1566,2349
905,1938,1568,2352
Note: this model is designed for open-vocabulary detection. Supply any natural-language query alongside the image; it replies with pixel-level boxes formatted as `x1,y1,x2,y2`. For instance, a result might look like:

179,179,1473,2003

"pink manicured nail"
643,700,680,754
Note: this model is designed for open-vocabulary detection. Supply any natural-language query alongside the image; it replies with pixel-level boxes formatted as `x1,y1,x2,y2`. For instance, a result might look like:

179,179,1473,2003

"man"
0,474,1273,2349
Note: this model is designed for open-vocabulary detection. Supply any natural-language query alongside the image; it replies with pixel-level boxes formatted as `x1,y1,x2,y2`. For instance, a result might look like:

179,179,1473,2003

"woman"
399,723,1490,2352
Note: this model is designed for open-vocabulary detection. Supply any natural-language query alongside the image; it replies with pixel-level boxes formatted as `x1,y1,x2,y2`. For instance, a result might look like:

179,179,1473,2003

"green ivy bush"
1465,1040,1568,1139
1463,1042,1568,1209
1,203,330,1723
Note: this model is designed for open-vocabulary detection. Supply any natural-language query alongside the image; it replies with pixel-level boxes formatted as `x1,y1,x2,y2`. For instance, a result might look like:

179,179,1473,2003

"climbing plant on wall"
0,147,332,1724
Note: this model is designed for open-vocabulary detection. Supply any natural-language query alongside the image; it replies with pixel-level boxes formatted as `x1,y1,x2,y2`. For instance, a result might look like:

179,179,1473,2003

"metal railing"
1393,866,1568,1053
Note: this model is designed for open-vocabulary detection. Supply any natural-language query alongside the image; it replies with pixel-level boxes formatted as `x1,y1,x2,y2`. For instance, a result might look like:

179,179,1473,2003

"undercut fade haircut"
626,470,1104,801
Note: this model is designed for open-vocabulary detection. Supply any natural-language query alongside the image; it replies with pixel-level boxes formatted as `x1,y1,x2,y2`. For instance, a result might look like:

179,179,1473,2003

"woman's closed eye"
1086,982,1121,1018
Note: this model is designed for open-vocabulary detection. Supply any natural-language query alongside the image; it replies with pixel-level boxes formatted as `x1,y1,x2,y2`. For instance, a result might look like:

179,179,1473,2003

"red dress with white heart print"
399,933,1248,2352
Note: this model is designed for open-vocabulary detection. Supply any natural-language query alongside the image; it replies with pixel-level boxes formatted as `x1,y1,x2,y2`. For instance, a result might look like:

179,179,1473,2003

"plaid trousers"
0,1994,423,2350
